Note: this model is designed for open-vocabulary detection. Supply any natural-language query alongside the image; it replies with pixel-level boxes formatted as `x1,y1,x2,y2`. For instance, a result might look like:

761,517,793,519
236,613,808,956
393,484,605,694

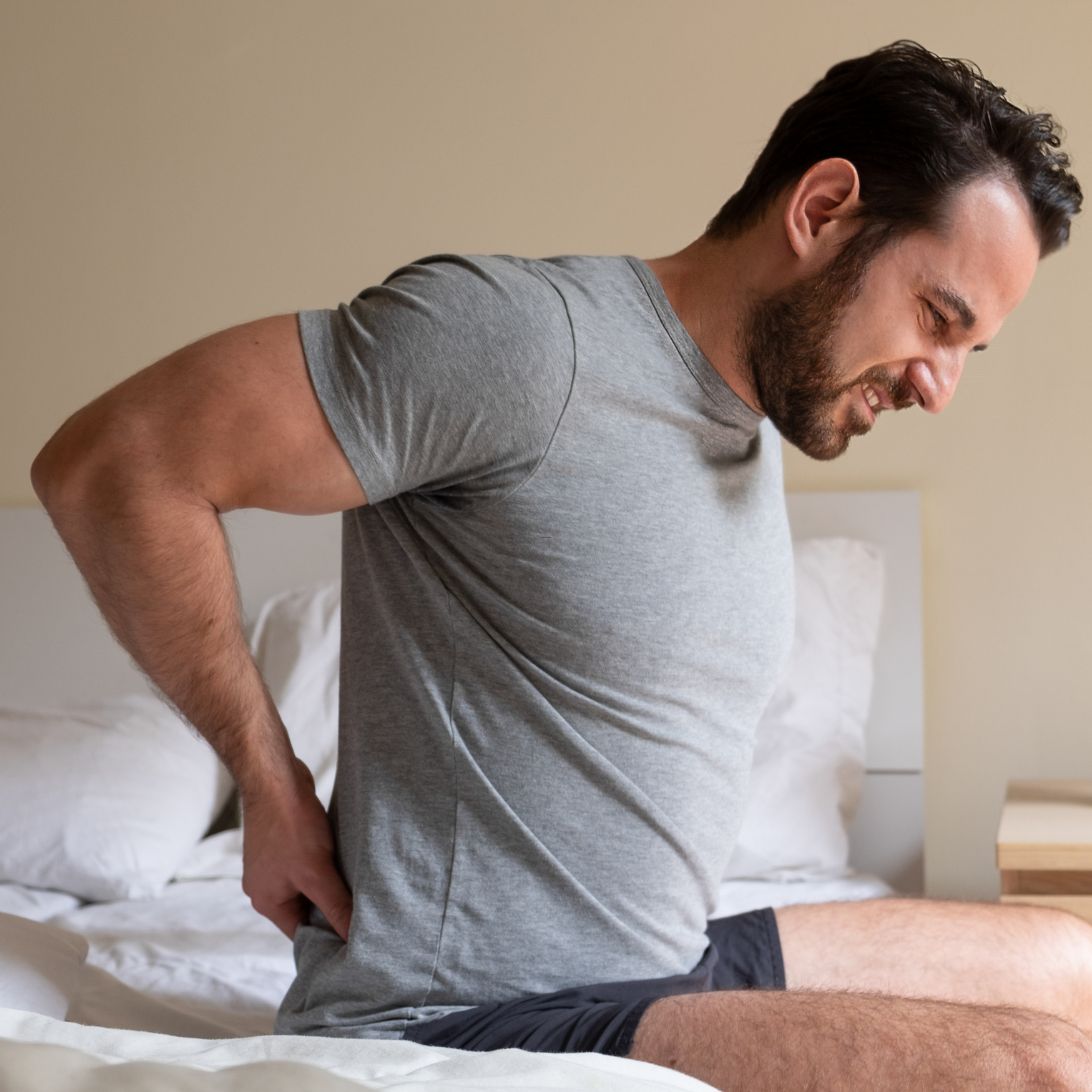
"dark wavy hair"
705,40,1082,257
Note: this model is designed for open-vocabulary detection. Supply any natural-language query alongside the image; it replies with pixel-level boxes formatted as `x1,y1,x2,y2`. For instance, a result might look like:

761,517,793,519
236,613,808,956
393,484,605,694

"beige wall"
4,0,1090,900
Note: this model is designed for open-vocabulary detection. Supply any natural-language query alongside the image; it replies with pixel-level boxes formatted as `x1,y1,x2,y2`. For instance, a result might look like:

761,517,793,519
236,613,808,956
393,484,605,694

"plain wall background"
4,0,1089,900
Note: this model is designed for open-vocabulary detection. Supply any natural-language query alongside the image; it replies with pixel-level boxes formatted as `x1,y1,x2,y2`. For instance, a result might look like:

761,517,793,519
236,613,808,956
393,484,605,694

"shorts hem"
603,996,657,1057
762,906,787,989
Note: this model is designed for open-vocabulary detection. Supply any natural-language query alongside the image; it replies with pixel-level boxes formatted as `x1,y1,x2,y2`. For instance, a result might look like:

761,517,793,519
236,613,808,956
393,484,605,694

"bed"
0,490,923,1090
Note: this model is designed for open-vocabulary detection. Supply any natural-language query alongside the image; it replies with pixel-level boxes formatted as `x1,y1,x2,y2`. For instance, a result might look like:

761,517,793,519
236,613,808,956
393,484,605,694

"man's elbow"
29,442,51,506
31,402,136,514
31,416,80,510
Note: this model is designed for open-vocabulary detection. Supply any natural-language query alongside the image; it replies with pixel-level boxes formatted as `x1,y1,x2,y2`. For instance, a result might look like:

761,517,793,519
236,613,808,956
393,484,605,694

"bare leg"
628,989,1092,1090
776,898,1092,1032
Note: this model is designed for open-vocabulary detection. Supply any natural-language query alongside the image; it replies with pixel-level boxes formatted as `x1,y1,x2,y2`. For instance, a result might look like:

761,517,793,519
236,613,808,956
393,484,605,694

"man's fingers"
244,859,351,942
303,867,354,943
263,894,306,941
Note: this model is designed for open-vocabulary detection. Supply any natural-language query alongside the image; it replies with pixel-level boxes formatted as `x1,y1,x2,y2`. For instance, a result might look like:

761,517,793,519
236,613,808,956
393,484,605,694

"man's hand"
241,759,353,943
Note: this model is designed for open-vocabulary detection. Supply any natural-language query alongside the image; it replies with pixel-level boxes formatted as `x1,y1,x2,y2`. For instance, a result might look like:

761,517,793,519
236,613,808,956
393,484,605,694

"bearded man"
32,39,1089,1090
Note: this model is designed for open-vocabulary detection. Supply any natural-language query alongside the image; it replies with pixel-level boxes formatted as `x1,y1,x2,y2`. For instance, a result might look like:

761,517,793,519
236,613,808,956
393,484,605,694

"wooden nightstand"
996,780,1092,923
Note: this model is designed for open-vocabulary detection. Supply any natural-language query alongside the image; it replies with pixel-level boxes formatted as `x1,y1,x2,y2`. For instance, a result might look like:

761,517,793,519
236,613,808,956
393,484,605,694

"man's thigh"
626,986,1092,1089
775,896,1092,1031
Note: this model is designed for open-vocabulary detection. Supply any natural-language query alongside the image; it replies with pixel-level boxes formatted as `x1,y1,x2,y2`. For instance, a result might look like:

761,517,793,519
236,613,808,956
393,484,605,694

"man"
32,39,1089,1089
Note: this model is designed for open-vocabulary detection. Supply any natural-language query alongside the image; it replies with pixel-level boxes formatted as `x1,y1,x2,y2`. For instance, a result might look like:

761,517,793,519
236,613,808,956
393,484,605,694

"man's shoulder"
381,252,637,297
370,252,646,351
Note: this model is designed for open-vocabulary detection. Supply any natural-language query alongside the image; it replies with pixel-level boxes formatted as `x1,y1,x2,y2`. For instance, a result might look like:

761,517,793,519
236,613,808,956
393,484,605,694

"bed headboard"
0,490,923,892
786,491,924,894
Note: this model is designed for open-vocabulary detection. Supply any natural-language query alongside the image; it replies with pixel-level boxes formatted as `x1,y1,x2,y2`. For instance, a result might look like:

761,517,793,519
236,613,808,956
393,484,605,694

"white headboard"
0,490,923,892
786,491,924,894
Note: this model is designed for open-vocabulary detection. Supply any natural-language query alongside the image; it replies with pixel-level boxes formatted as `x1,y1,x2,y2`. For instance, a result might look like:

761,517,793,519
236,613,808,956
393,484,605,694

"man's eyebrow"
931,282,989,352
932,283,976,329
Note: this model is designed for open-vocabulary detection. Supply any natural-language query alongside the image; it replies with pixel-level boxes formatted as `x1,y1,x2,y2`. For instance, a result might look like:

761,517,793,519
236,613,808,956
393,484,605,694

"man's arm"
31,313,365,941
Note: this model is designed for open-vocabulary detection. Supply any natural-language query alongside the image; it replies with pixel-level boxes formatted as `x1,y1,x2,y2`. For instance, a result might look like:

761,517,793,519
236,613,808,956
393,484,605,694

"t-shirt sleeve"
297,253,575,507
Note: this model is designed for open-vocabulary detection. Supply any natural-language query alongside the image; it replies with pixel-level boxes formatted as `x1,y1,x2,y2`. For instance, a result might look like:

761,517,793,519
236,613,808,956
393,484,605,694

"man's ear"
783,158,862,265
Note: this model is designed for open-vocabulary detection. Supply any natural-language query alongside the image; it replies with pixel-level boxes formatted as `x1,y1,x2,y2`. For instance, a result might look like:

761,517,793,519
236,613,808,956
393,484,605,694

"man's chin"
794,435,852,461
766,400,873,460
781,418,868,461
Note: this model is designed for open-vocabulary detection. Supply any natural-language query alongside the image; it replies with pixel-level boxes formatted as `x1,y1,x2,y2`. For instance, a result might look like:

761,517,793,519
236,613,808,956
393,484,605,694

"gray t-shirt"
275,253,794,1039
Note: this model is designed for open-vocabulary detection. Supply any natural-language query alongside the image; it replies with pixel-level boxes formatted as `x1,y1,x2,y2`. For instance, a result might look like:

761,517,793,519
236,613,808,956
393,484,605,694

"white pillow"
248,582,340,808
723,537,885,881
173,828,243,882
0,695,232,901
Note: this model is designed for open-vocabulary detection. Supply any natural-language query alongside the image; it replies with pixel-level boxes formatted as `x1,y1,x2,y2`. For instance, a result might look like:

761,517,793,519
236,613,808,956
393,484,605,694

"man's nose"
906,351,966,414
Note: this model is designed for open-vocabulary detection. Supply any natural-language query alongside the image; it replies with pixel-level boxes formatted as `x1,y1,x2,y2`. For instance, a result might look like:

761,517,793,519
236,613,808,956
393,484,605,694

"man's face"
743,176,1043,459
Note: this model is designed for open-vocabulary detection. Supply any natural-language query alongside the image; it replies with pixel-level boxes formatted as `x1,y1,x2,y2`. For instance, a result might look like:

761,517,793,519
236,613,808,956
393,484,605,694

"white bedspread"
0,1008,715,1091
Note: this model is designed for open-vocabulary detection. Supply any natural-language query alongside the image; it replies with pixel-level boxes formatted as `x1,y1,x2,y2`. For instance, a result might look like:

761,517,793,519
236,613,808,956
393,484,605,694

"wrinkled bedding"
0,1008,716,1091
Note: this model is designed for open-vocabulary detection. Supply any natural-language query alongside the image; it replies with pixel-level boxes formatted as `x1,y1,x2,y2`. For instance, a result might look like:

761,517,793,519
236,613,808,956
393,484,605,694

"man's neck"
642,231,783,415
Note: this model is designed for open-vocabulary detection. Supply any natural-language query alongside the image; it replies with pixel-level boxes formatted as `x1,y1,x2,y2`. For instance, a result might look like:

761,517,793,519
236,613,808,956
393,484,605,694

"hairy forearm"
36,468,295,801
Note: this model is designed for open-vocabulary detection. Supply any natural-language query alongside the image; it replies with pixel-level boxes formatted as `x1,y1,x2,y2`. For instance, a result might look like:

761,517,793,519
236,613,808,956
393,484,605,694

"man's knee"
1034,907,1092,1028
976,902,1092,1032
1017,1009,1092,1090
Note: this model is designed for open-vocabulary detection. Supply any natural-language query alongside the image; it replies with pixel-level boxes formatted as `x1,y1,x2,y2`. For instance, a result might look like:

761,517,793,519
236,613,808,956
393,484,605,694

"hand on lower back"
240,759,352,943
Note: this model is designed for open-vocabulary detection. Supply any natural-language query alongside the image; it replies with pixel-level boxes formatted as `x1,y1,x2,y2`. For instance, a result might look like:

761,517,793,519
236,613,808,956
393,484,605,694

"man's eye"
929,304,948,328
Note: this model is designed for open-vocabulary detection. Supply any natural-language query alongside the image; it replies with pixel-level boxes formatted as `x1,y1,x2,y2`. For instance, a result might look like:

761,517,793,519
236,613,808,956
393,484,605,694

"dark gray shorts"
401,906,784,1058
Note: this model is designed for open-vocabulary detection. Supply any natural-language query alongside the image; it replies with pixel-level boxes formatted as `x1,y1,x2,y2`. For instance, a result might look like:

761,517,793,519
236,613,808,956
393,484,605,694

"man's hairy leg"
776,898,1092,1033
628,989,1092,1090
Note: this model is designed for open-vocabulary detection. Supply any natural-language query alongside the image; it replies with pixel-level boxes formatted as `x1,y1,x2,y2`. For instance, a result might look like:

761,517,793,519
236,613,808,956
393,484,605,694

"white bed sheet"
0,1007,716,1092
0,883,81,922
711,872,894,918
55,878,291,1038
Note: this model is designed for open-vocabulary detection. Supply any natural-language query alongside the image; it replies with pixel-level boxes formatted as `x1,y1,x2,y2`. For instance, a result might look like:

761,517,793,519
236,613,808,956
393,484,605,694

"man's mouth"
859,375,921,415
860,382,884,424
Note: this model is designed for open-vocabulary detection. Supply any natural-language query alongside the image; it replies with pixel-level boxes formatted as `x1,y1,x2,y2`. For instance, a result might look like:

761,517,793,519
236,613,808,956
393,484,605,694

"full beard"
741,227,907,460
